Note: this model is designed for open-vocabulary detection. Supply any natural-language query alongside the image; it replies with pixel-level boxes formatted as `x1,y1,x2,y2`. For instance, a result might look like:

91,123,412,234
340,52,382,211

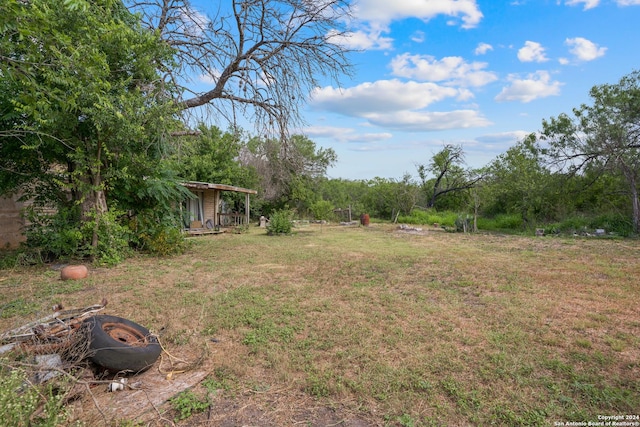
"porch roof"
182,181,257,195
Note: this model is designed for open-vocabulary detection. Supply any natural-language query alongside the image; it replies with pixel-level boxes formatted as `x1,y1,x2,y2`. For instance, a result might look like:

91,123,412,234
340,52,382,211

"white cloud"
495,71,563,103
179,7,210,37
411,31,426,43
304,126,393,143
365,110,492,131
310,80,491,131
390,54,498,87
565,37,607,61
475,131,532,146
353,0,483,29
565,0,600,10
617,0,640,4
517,41,549,63
474,42,493,55
310,80,466,115
327,29,393,50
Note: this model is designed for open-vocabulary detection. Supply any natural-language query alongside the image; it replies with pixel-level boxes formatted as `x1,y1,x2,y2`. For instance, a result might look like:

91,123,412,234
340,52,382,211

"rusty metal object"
0,300,108,346
101,322,149,348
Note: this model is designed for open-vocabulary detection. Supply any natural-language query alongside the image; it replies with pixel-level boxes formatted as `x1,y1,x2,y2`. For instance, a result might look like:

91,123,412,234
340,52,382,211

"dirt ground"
69,361,377,426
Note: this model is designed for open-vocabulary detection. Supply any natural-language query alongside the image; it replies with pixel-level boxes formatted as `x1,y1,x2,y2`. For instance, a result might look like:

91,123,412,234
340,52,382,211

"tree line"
1,0,639,264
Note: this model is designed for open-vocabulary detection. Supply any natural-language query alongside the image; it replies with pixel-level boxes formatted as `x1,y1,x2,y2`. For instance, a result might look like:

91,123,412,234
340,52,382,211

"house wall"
202,190,217,224
0,195,28,249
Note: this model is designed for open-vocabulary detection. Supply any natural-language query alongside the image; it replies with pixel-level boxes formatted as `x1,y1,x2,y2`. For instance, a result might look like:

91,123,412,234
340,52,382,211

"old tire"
84,315,161,373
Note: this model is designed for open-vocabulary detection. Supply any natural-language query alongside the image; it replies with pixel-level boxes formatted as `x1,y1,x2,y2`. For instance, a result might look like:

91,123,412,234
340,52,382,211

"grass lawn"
1,224,638,426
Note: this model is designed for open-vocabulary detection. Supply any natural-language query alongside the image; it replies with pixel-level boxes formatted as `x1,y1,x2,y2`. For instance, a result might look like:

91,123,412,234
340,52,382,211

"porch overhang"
181,181,257,232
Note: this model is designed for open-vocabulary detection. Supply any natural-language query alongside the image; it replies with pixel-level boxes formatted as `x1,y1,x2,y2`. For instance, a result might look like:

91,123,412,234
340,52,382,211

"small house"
181,181,257,235
0,181,258,247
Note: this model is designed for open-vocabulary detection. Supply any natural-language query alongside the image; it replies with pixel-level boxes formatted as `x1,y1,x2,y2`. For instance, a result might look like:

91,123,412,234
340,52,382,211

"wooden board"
72,369,210,424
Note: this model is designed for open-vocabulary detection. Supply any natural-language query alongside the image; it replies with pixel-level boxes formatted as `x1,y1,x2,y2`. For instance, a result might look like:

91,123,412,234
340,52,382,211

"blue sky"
304,0,640,180
191,0,640,180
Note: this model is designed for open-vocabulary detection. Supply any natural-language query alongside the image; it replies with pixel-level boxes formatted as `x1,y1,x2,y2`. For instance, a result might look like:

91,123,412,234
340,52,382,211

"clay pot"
61,265,88,281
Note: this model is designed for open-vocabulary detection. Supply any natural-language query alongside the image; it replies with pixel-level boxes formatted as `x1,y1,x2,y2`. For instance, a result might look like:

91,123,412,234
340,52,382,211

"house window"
185,191,204,225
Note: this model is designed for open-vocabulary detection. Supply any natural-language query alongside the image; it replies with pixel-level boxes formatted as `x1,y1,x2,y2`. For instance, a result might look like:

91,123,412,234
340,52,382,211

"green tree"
484,136,555,228
541,70,640,232
360,176,418,221
309,200,336,222
169,124,258,189
417,144,484,209
240,135,337,213
316,178,368,219
0,0,186,259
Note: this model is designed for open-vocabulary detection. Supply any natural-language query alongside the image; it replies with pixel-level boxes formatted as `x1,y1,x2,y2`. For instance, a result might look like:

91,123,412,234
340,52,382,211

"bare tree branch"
125,0,354,138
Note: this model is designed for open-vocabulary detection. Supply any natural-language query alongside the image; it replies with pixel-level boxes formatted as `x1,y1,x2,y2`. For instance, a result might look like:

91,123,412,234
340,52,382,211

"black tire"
83,315,161,373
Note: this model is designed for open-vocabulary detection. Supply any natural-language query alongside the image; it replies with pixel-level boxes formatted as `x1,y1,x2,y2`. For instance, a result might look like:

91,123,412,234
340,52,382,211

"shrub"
266,209,294,235
24,205,87,262
544,213,634,237
81,208,133,266
310,200,335,222
170,390,210,422
129,209,188,256
0,363,69,426
589,213,634,236
396,209,457,227
476,214,523,231
24,204,133,265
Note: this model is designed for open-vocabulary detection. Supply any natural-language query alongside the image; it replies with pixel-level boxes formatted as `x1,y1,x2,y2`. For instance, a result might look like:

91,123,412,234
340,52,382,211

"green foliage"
590,213,634,236
397,413,418,427
168,125,259,190
541,70,640,232
242,134,337,212
0,0,182,257
202,367,236,393
81,208,132,266
266,209,294,235
482,136,554,228
170,389,210,422
23,205,86,262
357,174,419,221
0,364,68,426
309,200,335,221
305,371,332,397
24,204,132,265
417,144,480,210
476,214,523,231
129,209,188,256
543,213,633,237
316,178,368,216
396,209,457,227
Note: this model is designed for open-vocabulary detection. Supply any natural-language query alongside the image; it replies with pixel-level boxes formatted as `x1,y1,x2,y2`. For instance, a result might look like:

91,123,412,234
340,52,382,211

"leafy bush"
0,364,68,426
544,213,633,237
24,204,133,265
266,209,294,235
129,209,188,256
589,213,634,236
310,200,335,221
170,390,210,421
396,209,457,227
81,208,133,266
476,214,523,231
24,205,87,262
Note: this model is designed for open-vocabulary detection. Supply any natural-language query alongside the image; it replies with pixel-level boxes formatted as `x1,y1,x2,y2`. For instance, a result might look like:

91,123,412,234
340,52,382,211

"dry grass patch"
0,224,638,426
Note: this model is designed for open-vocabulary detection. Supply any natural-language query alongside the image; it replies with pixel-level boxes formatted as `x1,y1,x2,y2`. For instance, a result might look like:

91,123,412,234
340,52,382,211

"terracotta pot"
61,265,88,281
